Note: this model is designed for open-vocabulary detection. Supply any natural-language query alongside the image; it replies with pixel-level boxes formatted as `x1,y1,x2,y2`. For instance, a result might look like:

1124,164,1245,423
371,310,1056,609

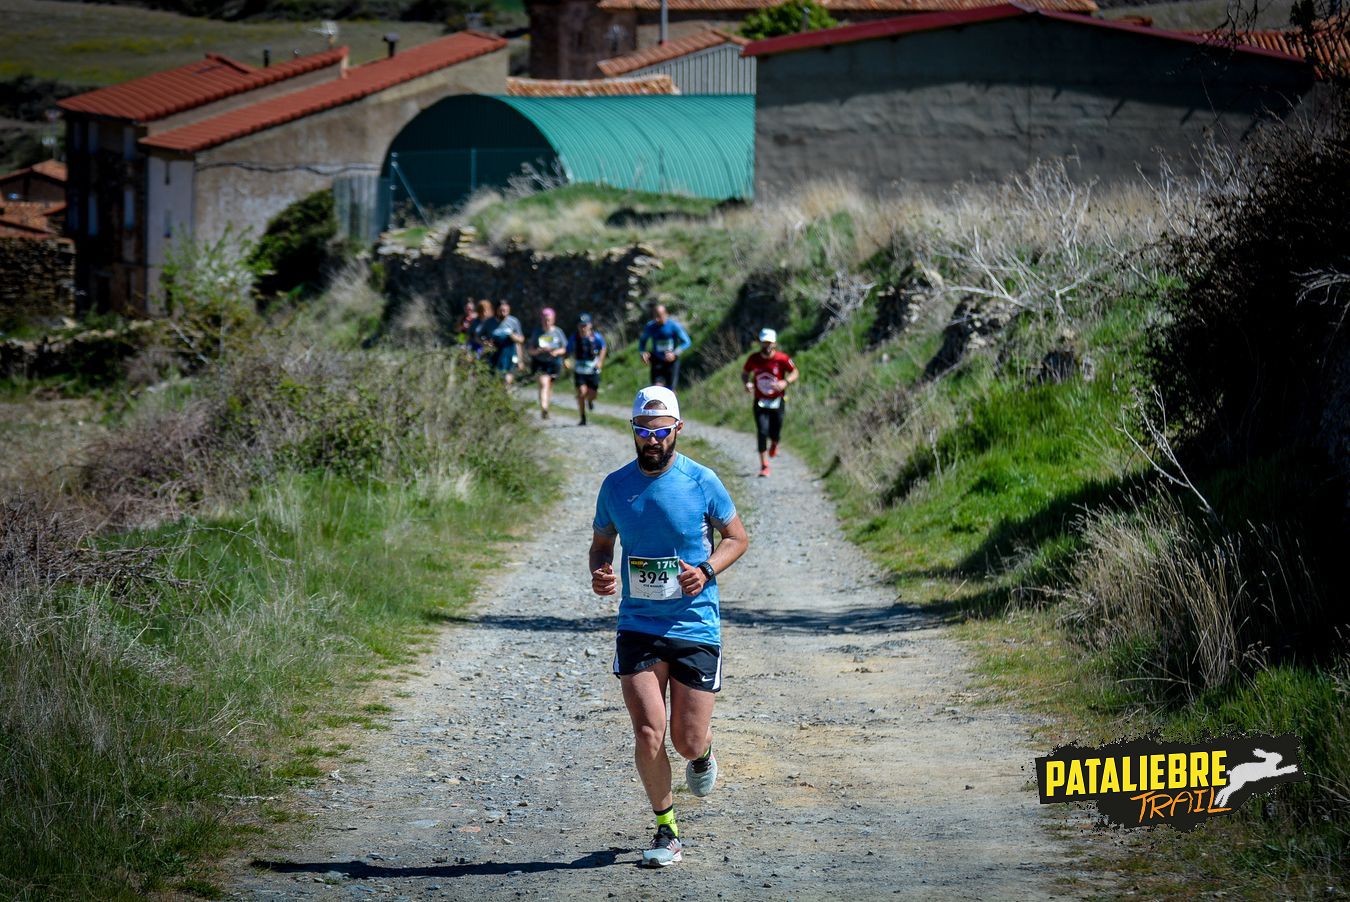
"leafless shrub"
75,401,221,530
817,270,877,337
504,159,570,200
0,494,181,617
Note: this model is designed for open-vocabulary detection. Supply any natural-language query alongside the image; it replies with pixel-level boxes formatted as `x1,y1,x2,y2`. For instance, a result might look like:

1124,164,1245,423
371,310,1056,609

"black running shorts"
574,372,600,390
531,356,563,377
613,630,722,693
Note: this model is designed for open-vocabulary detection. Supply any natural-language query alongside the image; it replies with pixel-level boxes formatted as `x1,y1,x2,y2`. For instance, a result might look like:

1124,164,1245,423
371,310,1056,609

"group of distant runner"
457,299,798,476
457,299,608,426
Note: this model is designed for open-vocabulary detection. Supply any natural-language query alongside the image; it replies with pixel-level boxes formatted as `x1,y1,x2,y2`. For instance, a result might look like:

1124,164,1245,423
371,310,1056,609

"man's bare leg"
668,679,714,762
621,665,673,811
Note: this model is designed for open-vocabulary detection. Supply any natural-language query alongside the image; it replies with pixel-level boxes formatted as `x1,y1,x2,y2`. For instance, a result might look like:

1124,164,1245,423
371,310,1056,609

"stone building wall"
0,237,76,330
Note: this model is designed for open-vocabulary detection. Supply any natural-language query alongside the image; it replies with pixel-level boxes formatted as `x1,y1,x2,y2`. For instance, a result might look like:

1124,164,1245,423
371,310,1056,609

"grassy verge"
1,338,548,897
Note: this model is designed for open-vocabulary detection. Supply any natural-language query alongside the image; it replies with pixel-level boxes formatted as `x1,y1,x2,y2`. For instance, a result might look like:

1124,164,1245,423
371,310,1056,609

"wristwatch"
698,561,716,580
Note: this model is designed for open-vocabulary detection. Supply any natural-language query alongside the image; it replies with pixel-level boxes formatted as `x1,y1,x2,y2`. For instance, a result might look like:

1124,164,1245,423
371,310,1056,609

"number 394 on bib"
628,556,681,600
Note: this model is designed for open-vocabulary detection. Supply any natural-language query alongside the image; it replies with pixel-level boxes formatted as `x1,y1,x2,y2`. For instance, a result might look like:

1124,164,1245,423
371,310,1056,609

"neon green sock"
654,804,678,837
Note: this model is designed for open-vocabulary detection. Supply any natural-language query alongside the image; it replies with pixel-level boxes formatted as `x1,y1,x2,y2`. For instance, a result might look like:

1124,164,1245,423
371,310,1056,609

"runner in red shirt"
741,328,798,477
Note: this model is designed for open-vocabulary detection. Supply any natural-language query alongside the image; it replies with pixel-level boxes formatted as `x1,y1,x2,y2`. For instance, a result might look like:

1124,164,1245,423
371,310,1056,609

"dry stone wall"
0,237,75,330
377,228,660,339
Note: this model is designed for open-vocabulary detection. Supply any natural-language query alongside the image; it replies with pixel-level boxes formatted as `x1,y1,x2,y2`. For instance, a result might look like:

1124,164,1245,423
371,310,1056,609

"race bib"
654,339,675,353
629,556,680,600
755,372,780,396
574,359,597,375
756,396,783,409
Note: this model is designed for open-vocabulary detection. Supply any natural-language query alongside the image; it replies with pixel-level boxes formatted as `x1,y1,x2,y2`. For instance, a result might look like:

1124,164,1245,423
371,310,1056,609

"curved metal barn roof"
493,95,755,200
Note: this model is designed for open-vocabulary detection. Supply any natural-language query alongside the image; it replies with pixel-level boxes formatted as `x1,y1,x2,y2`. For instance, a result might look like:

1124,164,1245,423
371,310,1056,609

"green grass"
0,466,543,898
0,0,449,85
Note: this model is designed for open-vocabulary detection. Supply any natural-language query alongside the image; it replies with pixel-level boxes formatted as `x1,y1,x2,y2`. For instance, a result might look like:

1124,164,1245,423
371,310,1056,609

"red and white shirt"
743,350,796,405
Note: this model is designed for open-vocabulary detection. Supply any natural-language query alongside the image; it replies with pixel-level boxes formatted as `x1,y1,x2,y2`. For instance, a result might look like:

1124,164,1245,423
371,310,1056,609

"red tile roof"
598,0,1097,12
141,31,507,155
508,74,679,94
0,159,67,186
743,2,1311,63
0,200,65,237
57,49,347,123
1207,19,1350,80
597,29,748,76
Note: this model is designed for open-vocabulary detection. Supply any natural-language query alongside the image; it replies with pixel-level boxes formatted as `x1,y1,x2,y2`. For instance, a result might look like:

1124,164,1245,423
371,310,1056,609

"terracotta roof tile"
1201,19,1350,79
30,160,68,181
598,0,1097,12
0,200,64,236
744,3,1311,62
141,31,507,155
0,159,67,186
597,29,747,76
508,74,679,94
58,49,347,123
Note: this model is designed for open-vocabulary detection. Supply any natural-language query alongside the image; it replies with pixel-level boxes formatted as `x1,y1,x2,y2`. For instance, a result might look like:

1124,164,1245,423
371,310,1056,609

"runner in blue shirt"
566,313,607,426
590,385,749,867
637,304,692,390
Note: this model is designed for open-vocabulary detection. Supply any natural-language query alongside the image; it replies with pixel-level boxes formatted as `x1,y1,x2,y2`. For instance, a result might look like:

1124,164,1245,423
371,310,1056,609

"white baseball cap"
632,385,681,420
758,328,777,343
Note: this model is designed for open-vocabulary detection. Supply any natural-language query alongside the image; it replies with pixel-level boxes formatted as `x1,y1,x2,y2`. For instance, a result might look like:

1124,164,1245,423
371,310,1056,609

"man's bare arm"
590,532,618,596
709,513,749,575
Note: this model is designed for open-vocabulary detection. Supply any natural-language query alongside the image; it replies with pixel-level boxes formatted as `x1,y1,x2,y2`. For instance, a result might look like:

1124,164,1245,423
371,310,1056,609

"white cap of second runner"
632,385,681,420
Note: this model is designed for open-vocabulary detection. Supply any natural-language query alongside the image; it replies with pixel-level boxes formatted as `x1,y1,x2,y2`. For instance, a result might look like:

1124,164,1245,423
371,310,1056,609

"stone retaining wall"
378,228,660,338
0,237,76,330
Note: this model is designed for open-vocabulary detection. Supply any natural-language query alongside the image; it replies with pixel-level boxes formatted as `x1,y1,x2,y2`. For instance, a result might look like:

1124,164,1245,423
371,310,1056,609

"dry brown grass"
1062,492,1322,698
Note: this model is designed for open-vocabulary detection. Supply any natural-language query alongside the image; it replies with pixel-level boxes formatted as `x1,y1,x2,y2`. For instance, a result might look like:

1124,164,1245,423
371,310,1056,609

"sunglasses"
631,420,681,440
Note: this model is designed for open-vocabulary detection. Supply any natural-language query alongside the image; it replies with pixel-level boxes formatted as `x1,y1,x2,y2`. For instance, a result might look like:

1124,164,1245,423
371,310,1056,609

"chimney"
263,47,271,67
383,32,399,58
659,0,668,44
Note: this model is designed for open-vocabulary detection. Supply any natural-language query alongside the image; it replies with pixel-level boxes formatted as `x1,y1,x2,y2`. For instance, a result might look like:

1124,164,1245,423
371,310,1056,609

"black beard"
636,439,676,473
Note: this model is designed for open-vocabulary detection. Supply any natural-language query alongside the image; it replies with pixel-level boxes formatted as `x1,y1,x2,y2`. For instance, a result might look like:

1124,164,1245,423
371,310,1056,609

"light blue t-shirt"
593,453,737,645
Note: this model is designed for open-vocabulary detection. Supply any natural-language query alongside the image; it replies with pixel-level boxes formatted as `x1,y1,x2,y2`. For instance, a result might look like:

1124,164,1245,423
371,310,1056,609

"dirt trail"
228,406,1083,901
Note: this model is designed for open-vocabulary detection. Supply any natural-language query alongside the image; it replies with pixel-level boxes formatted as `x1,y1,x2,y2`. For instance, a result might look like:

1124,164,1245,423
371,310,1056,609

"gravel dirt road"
228,406,1085,901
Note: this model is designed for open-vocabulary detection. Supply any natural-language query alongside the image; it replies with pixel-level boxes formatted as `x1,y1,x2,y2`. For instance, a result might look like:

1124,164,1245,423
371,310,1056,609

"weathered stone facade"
0,237,76,330
378,228,660,338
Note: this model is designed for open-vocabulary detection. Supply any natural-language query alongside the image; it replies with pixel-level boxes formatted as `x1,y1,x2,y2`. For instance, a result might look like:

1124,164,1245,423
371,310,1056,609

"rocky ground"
226,403,1090,901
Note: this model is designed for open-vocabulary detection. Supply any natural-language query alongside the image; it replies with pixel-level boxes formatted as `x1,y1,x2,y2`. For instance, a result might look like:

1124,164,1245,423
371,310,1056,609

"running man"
527,307,567,419
638,304,691,390
741,328,798,477
567,313,607,426
482,301,524,384
590,386,749,867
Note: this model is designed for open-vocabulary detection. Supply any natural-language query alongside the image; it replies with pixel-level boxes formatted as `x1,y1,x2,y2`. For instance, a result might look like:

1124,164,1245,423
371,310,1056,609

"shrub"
249,190,353,305
159,227,263,361
741,0,837,40
1148,96,1350,466
77,340,535,527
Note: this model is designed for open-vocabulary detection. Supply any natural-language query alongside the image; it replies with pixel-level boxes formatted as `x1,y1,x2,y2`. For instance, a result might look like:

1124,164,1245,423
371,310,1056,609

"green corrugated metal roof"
493,95,754,200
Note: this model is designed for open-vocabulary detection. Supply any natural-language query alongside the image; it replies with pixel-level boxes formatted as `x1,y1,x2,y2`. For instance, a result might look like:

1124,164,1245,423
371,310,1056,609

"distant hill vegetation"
53,0,514,22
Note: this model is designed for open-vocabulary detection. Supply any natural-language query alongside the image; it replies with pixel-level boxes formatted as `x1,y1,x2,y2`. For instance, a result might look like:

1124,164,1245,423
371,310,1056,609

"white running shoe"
686,751,718,798
641,825,682,867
